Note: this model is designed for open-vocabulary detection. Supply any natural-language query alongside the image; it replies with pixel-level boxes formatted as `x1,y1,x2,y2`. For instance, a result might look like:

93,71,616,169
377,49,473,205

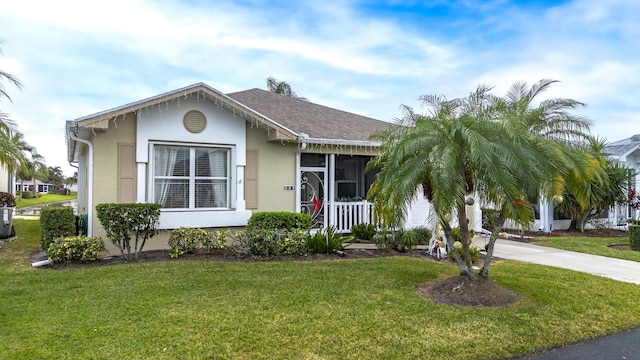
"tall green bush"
40,206,76,251
95,203,161,261
629,224,640,251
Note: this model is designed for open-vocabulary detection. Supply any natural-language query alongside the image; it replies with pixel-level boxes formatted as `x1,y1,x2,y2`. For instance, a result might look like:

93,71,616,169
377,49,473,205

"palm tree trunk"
578,210,591,232
480,212,506,279
441,216,476,280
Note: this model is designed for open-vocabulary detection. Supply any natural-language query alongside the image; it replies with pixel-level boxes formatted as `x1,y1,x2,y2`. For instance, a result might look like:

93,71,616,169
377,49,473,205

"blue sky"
1,0,638,176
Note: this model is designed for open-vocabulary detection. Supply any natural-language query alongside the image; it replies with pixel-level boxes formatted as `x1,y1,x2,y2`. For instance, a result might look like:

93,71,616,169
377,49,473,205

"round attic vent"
183,110,207,133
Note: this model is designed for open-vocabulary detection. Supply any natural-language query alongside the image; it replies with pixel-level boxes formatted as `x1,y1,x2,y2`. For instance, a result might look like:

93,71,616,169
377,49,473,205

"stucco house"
16,179,54,194
0,165,12,194
66,83,438,251
605,134,640,223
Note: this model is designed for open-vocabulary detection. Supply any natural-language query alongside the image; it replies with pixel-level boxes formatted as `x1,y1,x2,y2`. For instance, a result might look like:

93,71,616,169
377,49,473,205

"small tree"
95,203,161,261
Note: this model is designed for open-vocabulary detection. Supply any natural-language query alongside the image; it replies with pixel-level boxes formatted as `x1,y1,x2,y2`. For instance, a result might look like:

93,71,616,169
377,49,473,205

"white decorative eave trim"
620,144,640,160
297,135,381,148
72,83,299,141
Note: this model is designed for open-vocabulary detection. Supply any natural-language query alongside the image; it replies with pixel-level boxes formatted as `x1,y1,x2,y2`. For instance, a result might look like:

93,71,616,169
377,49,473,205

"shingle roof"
227,88,392,143
605,134,640,158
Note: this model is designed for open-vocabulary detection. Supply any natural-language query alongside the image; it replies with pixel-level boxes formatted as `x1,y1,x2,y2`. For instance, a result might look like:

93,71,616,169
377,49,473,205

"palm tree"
0,128,29,174
29,152,48,196
554,138,633,232
266,76,308,101
0,44,22,133
368,80,596,280
5,131,34,199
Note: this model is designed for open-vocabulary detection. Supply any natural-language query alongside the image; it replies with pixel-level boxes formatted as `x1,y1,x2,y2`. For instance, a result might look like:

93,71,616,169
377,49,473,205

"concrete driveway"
473,236,640,285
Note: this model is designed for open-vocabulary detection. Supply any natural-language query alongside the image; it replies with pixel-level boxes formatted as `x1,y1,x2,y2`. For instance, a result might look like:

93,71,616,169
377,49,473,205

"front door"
300,168,326,229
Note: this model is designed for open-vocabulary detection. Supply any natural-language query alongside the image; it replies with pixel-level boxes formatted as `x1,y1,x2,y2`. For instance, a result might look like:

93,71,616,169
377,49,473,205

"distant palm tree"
266,76,308,101
29,152,48,195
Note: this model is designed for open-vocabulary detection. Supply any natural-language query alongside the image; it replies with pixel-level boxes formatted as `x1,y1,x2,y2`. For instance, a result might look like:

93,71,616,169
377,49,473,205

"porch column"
472,199,482,233
295,152,301,213
540,198,553,232
136,163,146,203
328,154,335,227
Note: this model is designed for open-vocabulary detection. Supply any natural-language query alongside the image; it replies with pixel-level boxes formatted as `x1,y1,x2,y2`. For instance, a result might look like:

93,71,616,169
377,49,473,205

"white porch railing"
330,201,375,233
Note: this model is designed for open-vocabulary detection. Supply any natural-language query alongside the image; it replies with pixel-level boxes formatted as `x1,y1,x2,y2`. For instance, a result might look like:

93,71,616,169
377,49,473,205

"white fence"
330,201,375,233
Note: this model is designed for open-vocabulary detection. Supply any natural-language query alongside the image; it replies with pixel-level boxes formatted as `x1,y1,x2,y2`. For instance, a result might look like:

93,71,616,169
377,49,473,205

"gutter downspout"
68,129,94,237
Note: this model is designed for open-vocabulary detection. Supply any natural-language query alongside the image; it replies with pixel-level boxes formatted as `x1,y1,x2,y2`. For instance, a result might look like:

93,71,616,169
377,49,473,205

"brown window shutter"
118,143,136,203
245,149,258,209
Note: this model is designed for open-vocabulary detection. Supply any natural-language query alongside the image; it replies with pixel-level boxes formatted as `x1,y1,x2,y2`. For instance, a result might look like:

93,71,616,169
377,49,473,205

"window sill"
158,209,252,229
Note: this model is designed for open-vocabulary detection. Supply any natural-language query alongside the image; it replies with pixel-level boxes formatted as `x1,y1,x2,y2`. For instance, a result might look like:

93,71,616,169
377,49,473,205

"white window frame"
150,142,233,211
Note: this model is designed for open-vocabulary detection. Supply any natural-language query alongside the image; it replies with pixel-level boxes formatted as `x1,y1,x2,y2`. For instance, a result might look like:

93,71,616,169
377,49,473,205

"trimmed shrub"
40,206,76,251
350,223,376,240
168,227,210,258
205,229,230,254
449,241,479,263
47,236,104,264
20,191,34,199
373,232,396,250
95,203,161,261
243,228,307,257
246,212,312,231
629,224,640,251
306,226,348,254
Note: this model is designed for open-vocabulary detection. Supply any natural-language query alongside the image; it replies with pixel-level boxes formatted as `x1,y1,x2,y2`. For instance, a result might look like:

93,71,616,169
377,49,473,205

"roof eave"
73,83,299,140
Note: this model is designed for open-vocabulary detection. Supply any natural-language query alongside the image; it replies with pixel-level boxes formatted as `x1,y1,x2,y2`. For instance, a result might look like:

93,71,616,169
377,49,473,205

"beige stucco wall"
88,113,137,254
246,124,298,212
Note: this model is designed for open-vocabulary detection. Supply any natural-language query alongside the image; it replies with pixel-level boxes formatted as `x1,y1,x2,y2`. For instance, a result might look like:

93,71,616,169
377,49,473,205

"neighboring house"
66,83,446,252
503,134,640,233
65,182,78,192
605,134,640,223
0,165,12,194
16,179,54,194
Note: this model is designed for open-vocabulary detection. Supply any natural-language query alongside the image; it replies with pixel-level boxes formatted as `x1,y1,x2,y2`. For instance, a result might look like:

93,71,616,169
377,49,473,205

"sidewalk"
472,236,640,285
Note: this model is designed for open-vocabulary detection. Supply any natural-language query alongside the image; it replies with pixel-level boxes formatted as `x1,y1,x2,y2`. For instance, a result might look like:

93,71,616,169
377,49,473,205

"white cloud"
1,0,639,176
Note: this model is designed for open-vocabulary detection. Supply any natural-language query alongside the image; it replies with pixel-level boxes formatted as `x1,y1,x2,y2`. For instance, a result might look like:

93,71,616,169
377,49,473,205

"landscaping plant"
305,226,348,254
350,223,376,240
629,219,640,251
168,227,210,258
40,206,76,251
95,203,160,261
46,235,104,264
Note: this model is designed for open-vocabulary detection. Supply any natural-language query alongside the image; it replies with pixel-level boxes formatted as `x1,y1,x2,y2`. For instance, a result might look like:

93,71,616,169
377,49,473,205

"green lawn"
1,220,640,359
15,192,77,209
532,236,640,262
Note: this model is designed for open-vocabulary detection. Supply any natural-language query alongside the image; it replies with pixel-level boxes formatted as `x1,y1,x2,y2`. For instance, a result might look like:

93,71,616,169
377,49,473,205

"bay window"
153,144,230,209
